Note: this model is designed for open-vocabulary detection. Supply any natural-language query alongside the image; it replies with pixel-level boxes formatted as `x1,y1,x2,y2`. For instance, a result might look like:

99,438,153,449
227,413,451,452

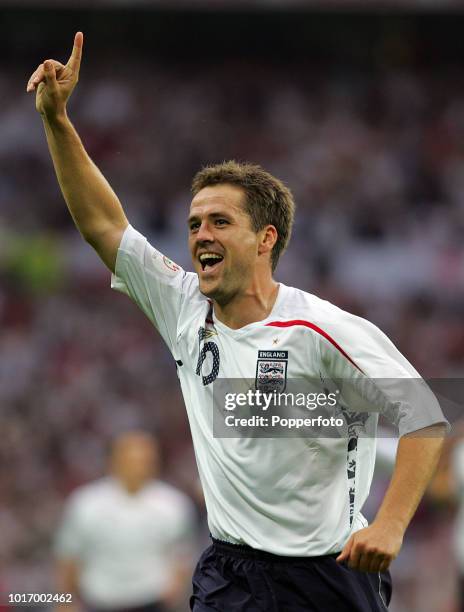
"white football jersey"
112,225,447,556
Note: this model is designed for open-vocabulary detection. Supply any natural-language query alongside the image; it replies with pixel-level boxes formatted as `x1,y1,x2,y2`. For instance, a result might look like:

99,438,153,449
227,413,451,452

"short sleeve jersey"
111,225,447,557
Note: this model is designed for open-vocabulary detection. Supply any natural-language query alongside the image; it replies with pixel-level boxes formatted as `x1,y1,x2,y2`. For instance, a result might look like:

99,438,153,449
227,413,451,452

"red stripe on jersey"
265,319,364,374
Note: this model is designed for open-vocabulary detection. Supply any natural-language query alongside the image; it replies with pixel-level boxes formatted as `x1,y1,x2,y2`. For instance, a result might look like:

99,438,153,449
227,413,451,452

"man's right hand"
25,30,128,272
26,32,83,121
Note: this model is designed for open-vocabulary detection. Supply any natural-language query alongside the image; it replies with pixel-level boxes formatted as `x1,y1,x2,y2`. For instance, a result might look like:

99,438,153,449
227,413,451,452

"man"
28,33,448,611
55,431,196,612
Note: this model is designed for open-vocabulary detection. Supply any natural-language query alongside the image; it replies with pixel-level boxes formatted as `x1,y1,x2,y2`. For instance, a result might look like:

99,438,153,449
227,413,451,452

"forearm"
337,425,446,572
42,112,128,243
55,558,81,612
374,425,446,531
161,562,191,608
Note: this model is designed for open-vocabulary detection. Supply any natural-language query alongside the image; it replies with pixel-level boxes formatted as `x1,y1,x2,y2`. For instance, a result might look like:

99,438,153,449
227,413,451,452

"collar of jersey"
211,283,286,335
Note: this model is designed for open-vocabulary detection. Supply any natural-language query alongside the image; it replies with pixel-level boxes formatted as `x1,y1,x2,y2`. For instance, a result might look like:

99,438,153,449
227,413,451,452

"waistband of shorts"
211,537,340,563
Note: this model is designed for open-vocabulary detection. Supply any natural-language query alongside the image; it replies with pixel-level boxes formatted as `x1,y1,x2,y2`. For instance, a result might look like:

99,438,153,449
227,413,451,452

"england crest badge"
255,350,288,393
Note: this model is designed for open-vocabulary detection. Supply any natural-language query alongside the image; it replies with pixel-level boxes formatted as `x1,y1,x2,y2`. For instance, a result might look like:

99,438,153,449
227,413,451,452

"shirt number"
196,328,220,385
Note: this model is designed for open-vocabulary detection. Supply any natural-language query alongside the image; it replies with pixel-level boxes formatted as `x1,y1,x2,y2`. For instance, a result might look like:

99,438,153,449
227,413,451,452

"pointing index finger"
67,31,83,72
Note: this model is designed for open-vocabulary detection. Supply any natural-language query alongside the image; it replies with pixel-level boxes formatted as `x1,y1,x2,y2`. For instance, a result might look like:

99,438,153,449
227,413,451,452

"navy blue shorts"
190,539,392,611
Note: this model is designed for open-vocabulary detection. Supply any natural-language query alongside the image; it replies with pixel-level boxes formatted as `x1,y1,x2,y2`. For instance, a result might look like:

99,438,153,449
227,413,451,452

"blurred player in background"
28,33,448,611
55,431,195,612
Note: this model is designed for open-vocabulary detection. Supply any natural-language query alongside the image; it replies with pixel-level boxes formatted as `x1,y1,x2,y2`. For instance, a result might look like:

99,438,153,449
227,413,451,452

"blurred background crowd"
1,3,464,611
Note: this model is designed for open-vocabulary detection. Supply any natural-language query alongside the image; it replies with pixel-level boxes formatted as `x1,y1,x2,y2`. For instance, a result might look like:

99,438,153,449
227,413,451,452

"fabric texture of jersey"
111,225,447,557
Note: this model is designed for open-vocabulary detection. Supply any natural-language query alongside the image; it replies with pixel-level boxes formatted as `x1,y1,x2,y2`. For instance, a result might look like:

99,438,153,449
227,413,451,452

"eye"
215,219,229,226
189,222,200,232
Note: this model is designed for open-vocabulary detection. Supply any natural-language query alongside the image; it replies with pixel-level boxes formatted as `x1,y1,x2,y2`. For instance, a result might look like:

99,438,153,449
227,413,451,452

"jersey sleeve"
319,311,449,437
111,225,198,355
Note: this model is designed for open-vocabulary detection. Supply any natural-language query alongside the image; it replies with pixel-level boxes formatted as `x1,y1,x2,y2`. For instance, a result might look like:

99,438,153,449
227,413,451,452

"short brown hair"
191,160,295,271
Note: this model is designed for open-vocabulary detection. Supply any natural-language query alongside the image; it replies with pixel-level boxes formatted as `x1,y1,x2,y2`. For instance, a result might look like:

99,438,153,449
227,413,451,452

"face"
188,184,262,304
110,433,159,487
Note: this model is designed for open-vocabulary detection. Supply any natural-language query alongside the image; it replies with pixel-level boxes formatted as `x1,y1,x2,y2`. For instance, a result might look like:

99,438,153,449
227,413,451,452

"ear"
257,225,278,257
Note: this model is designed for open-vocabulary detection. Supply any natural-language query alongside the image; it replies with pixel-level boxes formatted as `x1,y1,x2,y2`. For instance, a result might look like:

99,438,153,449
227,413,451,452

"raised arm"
26,32,128,272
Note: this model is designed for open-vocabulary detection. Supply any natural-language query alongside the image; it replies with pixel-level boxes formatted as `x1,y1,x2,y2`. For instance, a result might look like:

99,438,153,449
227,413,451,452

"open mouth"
199,252,224,272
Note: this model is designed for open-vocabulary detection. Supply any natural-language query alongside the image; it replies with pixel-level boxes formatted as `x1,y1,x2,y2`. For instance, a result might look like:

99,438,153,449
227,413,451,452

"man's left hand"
336,521,404,573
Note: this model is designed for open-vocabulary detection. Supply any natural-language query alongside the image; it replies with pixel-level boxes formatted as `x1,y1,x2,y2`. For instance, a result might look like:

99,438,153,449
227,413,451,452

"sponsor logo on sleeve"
162,256,181,273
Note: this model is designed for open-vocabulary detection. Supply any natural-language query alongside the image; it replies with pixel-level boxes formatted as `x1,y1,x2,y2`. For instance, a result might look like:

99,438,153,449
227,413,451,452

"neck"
117,478,146,495
214,279,280,329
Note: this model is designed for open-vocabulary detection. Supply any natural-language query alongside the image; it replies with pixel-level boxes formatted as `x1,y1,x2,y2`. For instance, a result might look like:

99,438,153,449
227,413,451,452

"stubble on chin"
198,278,234,306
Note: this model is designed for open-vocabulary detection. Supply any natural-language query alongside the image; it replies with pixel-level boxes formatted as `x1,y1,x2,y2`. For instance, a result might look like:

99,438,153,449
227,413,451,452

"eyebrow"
187,211,232,225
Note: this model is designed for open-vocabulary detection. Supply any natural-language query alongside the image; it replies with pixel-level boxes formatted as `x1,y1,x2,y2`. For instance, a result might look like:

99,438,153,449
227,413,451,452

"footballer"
27,33,448,611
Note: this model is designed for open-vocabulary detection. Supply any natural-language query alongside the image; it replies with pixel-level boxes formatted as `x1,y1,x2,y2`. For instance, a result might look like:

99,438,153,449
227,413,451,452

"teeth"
199,253,223,262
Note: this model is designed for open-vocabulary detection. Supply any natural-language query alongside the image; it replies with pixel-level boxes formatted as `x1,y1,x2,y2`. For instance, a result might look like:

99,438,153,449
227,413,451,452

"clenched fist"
26,32,83,121
336,519,404,573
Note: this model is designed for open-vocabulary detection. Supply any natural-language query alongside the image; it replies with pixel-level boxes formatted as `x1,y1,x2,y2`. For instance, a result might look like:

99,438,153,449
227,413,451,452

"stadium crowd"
1,56,464,610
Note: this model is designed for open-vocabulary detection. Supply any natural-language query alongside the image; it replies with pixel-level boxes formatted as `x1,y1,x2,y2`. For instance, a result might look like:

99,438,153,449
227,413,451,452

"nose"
195,221,215,244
